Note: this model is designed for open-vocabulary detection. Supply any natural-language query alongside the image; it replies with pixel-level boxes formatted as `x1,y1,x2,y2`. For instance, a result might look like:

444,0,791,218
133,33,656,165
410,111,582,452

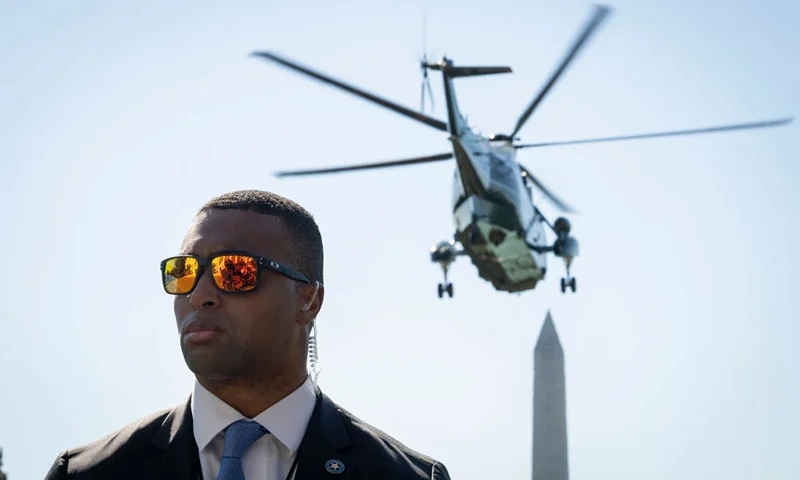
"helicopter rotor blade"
518,164,578,214
274,152,454,178
510,4,611,138
420,11,429,113
514,117,794,149
251,51,449,132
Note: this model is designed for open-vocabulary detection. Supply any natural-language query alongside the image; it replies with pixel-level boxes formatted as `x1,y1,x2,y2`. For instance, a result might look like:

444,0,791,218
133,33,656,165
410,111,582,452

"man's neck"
197,372,308,418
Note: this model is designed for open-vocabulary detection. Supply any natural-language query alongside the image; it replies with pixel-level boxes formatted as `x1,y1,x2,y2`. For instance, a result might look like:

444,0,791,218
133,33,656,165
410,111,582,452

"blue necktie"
216,419,269,480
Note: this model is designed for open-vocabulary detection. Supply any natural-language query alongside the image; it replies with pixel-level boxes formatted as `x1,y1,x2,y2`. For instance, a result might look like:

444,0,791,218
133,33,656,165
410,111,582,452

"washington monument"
532,311,569,479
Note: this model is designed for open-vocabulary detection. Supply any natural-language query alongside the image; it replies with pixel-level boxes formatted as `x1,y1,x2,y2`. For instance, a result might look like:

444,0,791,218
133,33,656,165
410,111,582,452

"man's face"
173,208,316,382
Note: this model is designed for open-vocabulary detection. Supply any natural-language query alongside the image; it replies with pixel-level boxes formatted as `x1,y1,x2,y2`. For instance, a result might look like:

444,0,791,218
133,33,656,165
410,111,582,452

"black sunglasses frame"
159,252,310,295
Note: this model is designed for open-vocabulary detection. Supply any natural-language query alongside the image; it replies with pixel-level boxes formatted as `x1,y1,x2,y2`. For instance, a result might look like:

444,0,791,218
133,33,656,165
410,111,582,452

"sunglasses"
159,252,310,295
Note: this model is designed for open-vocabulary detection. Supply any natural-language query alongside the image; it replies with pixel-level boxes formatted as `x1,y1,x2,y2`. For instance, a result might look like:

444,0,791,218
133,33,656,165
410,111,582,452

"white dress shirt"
191,376,317,480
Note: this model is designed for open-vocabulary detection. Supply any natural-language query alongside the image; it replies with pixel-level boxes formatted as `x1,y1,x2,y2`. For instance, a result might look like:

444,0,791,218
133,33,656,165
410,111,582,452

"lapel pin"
325,459,345,474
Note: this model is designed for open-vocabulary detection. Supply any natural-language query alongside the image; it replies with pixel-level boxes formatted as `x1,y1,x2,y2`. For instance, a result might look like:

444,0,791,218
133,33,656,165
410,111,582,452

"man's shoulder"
333,401,451,479
44,405,179,479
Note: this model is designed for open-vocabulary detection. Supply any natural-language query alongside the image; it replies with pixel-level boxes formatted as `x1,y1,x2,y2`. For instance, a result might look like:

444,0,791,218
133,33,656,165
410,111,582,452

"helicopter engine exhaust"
552,217,579,263
430,240,457,264
555,236,579,264
553,217,571,238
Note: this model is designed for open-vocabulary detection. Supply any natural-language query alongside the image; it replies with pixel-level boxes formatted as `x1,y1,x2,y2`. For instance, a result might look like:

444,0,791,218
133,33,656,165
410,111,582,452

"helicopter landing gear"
560,261,576,294
430,238,464,299
560,276,576,293
437,260,454,298
437,282,453,298
547,217,579,294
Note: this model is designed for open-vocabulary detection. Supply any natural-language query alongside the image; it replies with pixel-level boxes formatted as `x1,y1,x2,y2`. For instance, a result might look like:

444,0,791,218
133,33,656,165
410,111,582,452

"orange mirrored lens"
163,257,200,294
211,255,258,292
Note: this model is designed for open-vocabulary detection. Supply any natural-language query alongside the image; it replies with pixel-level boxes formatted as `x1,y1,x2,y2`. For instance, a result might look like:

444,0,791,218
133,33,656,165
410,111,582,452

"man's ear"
298,281,324,324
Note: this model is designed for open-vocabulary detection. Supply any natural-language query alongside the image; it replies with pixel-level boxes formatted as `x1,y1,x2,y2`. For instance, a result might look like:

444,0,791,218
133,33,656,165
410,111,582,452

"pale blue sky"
1,0,798,478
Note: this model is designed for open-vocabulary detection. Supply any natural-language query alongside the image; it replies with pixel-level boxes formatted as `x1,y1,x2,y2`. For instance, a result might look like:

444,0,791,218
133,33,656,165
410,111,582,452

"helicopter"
250,4,793,298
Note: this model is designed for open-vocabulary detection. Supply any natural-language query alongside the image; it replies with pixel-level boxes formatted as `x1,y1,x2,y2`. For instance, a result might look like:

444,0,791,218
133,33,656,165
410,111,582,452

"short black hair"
198,189,324,284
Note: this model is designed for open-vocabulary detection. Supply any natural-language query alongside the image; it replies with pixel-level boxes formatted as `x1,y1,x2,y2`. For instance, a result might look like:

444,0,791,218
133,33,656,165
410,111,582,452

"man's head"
163,189,325,385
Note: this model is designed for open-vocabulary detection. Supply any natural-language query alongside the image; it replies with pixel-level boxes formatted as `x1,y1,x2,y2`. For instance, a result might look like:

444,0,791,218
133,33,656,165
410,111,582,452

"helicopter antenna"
419,11,435,113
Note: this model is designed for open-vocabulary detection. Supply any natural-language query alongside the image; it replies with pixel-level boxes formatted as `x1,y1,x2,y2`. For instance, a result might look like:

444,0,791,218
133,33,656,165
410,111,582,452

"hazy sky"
2,0,798,478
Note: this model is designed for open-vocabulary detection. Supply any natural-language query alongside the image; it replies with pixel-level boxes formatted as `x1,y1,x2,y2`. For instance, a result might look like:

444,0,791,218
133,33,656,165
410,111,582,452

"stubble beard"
182,338,290,390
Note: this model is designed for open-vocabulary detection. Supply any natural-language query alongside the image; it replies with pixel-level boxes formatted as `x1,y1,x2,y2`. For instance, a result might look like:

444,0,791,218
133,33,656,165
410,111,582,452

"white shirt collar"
191,375,317,455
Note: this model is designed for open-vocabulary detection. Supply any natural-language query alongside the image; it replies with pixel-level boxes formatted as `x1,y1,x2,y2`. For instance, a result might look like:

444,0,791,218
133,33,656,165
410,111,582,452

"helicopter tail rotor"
420,59,435,113
419,12,435,113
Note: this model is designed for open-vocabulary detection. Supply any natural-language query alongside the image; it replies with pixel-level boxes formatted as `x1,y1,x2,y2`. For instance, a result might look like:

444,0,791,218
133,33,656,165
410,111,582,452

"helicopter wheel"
437,282,453,298
560,276,576,294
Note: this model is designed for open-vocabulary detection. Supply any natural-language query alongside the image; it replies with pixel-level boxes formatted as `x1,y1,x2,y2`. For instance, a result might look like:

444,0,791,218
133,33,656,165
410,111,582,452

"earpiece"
301,281,320,312
302,281,323,382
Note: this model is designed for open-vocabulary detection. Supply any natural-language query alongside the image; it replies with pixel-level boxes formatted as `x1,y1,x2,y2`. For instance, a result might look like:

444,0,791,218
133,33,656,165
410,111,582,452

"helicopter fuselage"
435,65,549,293
446,129,548,292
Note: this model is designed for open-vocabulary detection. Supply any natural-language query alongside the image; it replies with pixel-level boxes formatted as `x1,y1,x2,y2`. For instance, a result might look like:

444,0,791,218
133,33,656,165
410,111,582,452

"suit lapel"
144,397,202,480
293,388,357,479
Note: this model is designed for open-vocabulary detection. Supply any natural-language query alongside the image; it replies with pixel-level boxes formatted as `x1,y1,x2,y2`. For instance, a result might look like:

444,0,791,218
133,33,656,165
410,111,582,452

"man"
45,189,451,479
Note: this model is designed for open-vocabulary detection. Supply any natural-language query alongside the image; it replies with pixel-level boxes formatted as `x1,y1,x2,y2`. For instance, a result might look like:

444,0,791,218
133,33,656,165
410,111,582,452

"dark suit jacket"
44,388,451,479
